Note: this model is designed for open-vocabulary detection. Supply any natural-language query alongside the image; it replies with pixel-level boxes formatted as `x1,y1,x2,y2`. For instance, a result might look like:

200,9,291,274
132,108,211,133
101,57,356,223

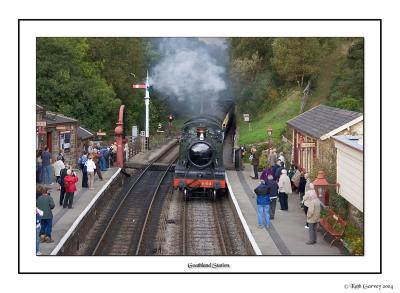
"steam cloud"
151,38,230,116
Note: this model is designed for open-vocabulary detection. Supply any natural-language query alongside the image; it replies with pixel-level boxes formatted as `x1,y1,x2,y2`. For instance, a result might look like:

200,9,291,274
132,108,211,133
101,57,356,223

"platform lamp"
313,170,340,206
267,125,273,148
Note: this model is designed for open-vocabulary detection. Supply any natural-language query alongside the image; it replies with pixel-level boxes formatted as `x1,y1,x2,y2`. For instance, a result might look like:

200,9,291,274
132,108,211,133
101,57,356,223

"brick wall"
48,122,79,167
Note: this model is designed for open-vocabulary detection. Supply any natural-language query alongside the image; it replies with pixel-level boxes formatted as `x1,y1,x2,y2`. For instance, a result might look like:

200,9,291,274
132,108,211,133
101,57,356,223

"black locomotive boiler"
173,114,227,200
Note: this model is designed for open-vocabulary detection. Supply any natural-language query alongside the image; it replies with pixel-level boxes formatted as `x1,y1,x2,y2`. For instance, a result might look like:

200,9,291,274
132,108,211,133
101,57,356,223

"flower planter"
341,239,353,255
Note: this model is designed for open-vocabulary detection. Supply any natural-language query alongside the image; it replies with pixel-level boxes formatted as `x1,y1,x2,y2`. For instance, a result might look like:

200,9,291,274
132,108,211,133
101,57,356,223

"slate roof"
287,104,363,139
43,111,78,125
78,126,94,140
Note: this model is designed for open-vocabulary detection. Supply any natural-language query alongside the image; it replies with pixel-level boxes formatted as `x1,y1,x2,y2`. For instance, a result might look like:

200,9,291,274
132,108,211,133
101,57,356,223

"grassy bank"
238,90,302,146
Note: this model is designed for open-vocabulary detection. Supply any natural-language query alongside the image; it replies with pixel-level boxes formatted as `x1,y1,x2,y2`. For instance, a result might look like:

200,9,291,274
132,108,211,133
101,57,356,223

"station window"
60,131,71,151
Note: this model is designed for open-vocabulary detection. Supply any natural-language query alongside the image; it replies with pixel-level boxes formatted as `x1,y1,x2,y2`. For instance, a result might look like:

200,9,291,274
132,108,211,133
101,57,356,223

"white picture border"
19,19,381,273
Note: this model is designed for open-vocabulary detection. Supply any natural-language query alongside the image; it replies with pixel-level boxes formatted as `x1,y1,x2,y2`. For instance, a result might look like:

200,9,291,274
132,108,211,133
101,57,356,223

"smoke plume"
150,38,231,117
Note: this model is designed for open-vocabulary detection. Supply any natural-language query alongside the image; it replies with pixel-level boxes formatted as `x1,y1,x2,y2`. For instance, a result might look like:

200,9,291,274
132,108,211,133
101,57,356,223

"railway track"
182,199,230,255
91,144,178,256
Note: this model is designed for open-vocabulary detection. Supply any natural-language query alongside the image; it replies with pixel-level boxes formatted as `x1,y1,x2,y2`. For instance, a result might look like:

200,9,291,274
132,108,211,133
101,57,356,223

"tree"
328,39,364,111
87,38,163,134
271,38,323,87
36,38,121,133
229,38,280,118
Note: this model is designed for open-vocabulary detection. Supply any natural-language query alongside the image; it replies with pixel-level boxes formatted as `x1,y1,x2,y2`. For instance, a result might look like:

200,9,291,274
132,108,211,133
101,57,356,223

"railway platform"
226,164,343,255
38,167,120,255
37,140,178,256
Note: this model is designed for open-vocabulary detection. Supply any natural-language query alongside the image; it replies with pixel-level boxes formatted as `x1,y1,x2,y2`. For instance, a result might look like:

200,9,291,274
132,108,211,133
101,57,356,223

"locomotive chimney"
197,127,207,141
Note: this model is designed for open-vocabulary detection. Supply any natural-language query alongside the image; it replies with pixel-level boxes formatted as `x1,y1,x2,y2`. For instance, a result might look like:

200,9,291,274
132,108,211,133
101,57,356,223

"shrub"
329,96,362,112
343,222,364,255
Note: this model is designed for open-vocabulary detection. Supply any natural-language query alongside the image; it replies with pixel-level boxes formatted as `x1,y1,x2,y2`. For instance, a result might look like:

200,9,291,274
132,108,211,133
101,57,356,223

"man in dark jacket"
254,180,271,228
41,147,52,185
59,164,69,205
274,161,284,181
298,171,307,205
271,160,281,181
266,174,279,219
250,147,259,179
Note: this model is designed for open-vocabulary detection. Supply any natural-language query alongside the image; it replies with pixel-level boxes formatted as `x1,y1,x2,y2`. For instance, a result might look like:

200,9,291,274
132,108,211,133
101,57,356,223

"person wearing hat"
36,185,55,243
278,169,292,210
303,183,320,244
254,179,271,228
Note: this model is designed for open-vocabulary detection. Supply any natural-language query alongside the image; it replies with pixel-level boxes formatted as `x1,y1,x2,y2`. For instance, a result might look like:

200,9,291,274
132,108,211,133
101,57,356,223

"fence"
125,133,168,161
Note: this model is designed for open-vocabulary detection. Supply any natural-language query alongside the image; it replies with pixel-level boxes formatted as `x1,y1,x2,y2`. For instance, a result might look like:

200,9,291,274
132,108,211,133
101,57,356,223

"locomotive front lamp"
313,170,332,206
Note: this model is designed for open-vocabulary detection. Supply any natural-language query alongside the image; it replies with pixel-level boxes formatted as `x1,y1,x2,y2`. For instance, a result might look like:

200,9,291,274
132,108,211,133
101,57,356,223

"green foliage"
328,39,364,112
231,38,274,64
238,90,301,145
37,38,121,133
236,70,278,116
271,38,323,87
329,96,362,111
343,222,364,255
87,38,160,134
230,38,280,119
37,37,168,137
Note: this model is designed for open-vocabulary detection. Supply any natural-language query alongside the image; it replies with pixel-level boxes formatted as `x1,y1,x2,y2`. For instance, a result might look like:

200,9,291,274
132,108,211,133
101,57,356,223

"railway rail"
91,143,178,255
180,195,248,256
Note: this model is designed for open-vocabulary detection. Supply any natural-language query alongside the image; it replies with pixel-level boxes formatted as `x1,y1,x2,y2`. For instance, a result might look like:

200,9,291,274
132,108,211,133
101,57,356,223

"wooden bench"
319,209,347,247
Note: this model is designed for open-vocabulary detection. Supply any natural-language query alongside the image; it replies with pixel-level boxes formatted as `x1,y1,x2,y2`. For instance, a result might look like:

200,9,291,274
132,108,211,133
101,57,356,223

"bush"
329,96,362,112
343,222,364,255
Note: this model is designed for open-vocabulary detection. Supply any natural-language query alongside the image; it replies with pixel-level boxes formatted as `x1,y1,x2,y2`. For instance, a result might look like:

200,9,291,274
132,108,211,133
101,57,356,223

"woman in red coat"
63,169,79,209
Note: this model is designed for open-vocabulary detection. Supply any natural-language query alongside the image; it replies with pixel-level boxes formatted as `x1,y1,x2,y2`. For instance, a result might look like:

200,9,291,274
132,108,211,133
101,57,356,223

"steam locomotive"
173,111,233,200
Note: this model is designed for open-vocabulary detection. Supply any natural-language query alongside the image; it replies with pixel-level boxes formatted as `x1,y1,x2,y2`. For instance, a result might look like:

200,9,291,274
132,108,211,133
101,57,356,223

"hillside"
236,39,355,146
237,90,301,145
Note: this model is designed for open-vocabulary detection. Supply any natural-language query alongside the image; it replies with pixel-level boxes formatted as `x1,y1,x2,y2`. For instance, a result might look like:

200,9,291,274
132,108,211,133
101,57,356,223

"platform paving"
38,167,120,255
37,140,178,256
226,164,342,255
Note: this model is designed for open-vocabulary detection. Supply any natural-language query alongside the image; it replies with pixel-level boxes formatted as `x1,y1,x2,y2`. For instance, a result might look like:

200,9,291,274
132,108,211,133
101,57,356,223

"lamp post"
267,125,273,148
313,170,337,206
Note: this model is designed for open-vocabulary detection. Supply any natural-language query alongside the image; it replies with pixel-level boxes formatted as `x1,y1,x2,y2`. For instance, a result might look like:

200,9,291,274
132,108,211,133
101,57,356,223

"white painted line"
50,168,122,255
225,172,262,255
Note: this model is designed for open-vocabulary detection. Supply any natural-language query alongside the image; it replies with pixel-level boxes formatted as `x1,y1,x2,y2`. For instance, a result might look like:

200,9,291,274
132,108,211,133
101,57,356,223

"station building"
287,104,363,173
36,104,94,167
333,135,364,231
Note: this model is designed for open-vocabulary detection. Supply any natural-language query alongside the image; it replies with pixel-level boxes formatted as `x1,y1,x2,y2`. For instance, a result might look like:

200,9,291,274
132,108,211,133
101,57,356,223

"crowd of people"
35,141,118,255
250,147,321,245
